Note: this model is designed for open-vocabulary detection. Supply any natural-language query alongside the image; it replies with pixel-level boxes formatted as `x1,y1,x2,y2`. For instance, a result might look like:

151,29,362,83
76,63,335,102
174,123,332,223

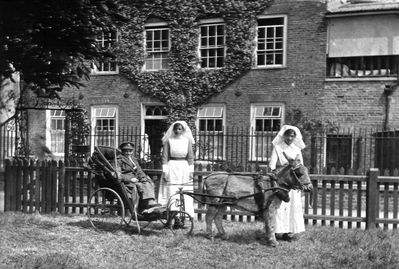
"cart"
85,146,194,236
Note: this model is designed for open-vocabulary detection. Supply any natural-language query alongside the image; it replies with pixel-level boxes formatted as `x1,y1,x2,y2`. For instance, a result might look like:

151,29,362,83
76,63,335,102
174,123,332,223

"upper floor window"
256,16,286,68
327,56,398,78
93,31,118,74
196,105,225,160
144,25,170,71
200,23,225,68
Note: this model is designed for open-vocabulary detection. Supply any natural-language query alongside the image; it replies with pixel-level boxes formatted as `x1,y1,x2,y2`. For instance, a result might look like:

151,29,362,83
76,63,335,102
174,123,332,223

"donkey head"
275,155,313,192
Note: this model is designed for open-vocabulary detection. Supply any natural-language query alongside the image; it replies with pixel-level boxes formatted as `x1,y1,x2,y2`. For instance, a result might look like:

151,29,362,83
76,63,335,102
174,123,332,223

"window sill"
325,77,397,82
252,65,286,70
91,71,119,76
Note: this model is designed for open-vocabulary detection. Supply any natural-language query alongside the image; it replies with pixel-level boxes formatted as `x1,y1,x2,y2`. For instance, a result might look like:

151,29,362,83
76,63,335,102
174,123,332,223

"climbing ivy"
115,0,273,125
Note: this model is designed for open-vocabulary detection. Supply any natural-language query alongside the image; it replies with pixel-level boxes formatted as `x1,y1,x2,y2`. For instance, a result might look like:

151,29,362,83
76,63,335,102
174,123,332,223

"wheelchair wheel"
88,187,125,232
168,210,194,236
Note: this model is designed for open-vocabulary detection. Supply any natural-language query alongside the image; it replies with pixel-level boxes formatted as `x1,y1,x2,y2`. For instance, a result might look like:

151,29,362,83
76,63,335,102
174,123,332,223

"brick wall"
207,0,327,128
323,79,398,129
61,74,159,130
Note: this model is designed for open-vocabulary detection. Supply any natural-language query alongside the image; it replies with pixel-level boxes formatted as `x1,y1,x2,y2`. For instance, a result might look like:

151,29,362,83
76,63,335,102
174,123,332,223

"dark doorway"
144,119,168,167
326,134,352,173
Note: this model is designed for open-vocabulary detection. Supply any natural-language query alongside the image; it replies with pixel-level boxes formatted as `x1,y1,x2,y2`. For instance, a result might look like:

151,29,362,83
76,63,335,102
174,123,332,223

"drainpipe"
383,84,397,130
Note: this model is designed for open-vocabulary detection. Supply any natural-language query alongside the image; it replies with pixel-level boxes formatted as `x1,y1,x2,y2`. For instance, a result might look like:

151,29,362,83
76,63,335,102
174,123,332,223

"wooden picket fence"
3,159,399,230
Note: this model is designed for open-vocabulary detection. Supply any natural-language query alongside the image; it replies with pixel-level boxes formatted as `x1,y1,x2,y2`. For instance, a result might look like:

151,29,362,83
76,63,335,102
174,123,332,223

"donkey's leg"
205,205,217,239
214,205,227,239
263,199,281,247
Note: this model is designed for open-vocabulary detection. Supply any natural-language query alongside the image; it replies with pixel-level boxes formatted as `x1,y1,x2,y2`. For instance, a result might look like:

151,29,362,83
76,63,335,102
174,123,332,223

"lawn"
0,212,398,269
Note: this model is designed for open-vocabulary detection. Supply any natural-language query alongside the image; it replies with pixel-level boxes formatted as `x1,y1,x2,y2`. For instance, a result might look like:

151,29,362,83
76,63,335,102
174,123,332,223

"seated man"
113,142,159,211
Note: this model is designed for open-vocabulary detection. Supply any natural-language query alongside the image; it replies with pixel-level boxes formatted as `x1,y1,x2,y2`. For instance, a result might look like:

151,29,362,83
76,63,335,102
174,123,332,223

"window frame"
199,19,226,69
143,22,171,71
92,31,119,75
250,103,285,161
46,109,66,156
255,15,287,69
196,104,226,161
90,106,118,150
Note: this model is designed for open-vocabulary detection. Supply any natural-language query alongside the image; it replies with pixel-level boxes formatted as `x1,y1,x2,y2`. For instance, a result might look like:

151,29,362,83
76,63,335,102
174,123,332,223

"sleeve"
117,161,135,183
269,147,278,171
187,139,194,172
133,157,147,180
162,141,170,173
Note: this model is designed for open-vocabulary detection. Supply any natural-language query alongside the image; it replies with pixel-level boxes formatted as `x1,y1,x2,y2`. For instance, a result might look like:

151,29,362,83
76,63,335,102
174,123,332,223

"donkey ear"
283,152,291,160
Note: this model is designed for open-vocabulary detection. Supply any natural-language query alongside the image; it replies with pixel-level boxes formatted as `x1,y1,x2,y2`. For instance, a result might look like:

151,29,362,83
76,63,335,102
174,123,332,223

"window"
327,56,398,78
91,107,117,148
47,110,65,154
93,31,118,73
251,104,283,161
256,16,286,67
196,105,225,160
326,135,352,173
200,23,225,68
144,26,170,71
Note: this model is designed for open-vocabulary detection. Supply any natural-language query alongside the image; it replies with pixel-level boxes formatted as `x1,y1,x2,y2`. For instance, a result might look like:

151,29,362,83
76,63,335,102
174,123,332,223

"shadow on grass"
66,219,173,237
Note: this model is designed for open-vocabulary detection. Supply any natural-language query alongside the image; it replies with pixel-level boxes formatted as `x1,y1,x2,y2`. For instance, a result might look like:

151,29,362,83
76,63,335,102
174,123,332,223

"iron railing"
2,125,399,175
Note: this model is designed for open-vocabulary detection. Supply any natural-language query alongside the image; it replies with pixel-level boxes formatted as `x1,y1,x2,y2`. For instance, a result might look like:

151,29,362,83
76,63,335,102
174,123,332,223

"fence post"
58,160,65,214
366,168,379,229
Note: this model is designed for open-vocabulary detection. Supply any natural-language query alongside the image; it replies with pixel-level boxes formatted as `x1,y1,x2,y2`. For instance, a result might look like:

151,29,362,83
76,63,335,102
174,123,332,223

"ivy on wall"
115,0,273,125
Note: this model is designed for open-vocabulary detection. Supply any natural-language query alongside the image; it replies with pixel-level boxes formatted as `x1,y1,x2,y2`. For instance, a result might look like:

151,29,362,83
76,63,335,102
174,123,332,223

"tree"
0,0,126,123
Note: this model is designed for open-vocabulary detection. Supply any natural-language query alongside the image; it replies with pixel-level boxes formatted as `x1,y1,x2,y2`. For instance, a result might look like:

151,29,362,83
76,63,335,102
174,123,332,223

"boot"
144,199,161,209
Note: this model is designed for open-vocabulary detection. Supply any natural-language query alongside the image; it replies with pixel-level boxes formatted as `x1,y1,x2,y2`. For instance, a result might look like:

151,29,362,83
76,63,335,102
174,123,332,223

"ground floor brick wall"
322,79,399,129
61,74,160,131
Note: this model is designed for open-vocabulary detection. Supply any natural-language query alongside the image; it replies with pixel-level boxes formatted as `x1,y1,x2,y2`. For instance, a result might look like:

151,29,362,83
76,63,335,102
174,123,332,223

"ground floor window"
46,110,65,155
250,104,283,161
91,106,117,148
196,105,224,160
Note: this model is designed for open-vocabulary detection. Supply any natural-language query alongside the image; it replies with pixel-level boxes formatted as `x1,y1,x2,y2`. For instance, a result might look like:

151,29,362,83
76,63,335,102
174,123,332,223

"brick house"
8,0,399,173
321,0,399,173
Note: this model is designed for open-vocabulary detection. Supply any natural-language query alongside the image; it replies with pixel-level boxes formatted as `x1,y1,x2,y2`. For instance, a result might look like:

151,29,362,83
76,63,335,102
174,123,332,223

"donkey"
202,159,312,247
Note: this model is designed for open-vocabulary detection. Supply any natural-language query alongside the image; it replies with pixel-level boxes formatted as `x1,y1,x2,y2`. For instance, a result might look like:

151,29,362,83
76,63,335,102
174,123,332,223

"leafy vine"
115,0,273,125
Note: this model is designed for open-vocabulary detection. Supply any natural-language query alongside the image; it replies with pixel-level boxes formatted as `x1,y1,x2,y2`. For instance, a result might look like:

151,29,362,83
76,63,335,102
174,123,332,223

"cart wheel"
168,211,194,236
88,187,125,232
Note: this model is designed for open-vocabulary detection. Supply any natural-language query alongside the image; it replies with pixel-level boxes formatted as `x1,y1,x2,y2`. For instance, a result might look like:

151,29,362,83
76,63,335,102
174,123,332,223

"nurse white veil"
162,120,195,145
272,125,305,150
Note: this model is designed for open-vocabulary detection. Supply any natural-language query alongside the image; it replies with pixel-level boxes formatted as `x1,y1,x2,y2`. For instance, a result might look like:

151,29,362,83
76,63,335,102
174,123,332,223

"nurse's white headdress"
162,120,195,145
272,125,305,149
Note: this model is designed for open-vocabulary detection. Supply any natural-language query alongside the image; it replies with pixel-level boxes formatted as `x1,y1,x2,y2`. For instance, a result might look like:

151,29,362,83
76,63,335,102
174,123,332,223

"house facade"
6,0,399,173
321,0,399,173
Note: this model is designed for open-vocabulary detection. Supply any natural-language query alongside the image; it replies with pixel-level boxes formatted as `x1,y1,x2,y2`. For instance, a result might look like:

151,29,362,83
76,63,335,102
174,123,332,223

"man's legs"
138,181,160,209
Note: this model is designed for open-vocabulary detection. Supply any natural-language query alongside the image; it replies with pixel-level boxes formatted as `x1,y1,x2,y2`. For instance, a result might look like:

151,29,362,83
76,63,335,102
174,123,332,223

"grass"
0,212,399,269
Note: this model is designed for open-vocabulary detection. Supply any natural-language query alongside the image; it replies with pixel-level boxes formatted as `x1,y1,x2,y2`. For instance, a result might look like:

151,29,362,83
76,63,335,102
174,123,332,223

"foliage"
67,108,91,146
115,0,273,125
1,212,399,268
0,0,126,98
286,108,338,136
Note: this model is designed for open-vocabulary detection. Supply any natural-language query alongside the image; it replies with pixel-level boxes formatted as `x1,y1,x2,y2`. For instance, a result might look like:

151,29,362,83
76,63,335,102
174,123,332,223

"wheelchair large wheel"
88,187,125,232
168,210,194,236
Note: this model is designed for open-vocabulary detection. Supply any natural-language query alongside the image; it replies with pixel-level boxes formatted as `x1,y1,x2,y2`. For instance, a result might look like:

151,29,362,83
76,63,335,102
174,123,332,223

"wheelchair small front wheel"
168,210,194,236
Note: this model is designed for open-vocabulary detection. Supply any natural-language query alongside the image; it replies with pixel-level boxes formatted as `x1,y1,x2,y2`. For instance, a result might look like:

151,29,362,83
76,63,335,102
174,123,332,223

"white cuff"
189,165,194,173
162,164,169,174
